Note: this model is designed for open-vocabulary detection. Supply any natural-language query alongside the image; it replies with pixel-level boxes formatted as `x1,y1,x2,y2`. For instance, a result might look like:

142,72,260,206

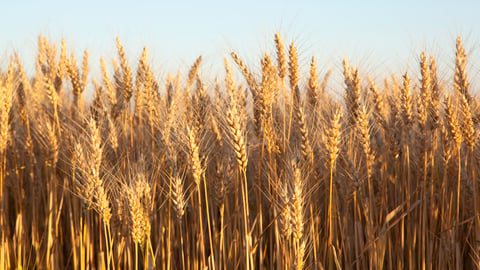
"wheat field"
0,33,479,269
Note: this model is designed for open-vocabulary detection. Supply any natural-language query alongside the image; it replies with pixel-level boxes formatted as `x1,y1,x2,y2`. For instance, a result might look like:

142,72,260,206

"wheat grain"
429,56,441,130
288,42,299,92
116,37,133,102
68,52,82,96
231,51,258,94
454,37,470,101
291,160,304,242
357,106,374,179
187,56,202,90
444,94,462,147
460,94,475,149
225,101,248,172
306,56,318,109
401,72,413,127
187,126,203,186
81,50,89,91
275,33,287,80
126,186,146,245
344,66,361,126
100,57,117,110
171,173,187,222
279,180,292,239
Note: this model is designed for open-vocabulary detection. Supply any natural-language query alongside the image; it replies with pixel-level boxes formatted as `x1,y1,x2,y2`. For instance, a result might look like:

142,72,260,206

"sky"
2,1,480,92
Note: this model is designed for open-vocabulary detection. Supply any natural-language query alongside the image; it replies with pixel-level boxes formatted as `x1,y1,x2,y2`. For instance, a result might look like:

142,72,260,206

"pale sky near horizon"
2,1,480,93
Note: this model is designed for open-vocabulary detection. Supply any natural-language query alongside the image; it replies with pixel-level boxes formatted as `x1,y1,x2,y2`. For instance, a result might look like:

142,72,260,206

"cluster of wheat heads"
0,33,479,269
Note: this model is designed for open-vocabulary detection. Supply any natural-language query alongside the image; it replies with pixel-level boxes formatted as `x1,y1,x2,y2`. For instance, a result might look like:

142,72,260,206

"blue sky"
2,1,479,90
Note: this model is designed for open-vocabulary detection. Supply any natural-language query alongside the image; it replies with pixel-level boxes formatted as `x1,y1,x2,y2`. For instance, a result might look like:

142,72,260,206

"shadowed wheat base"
0,33,479,269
